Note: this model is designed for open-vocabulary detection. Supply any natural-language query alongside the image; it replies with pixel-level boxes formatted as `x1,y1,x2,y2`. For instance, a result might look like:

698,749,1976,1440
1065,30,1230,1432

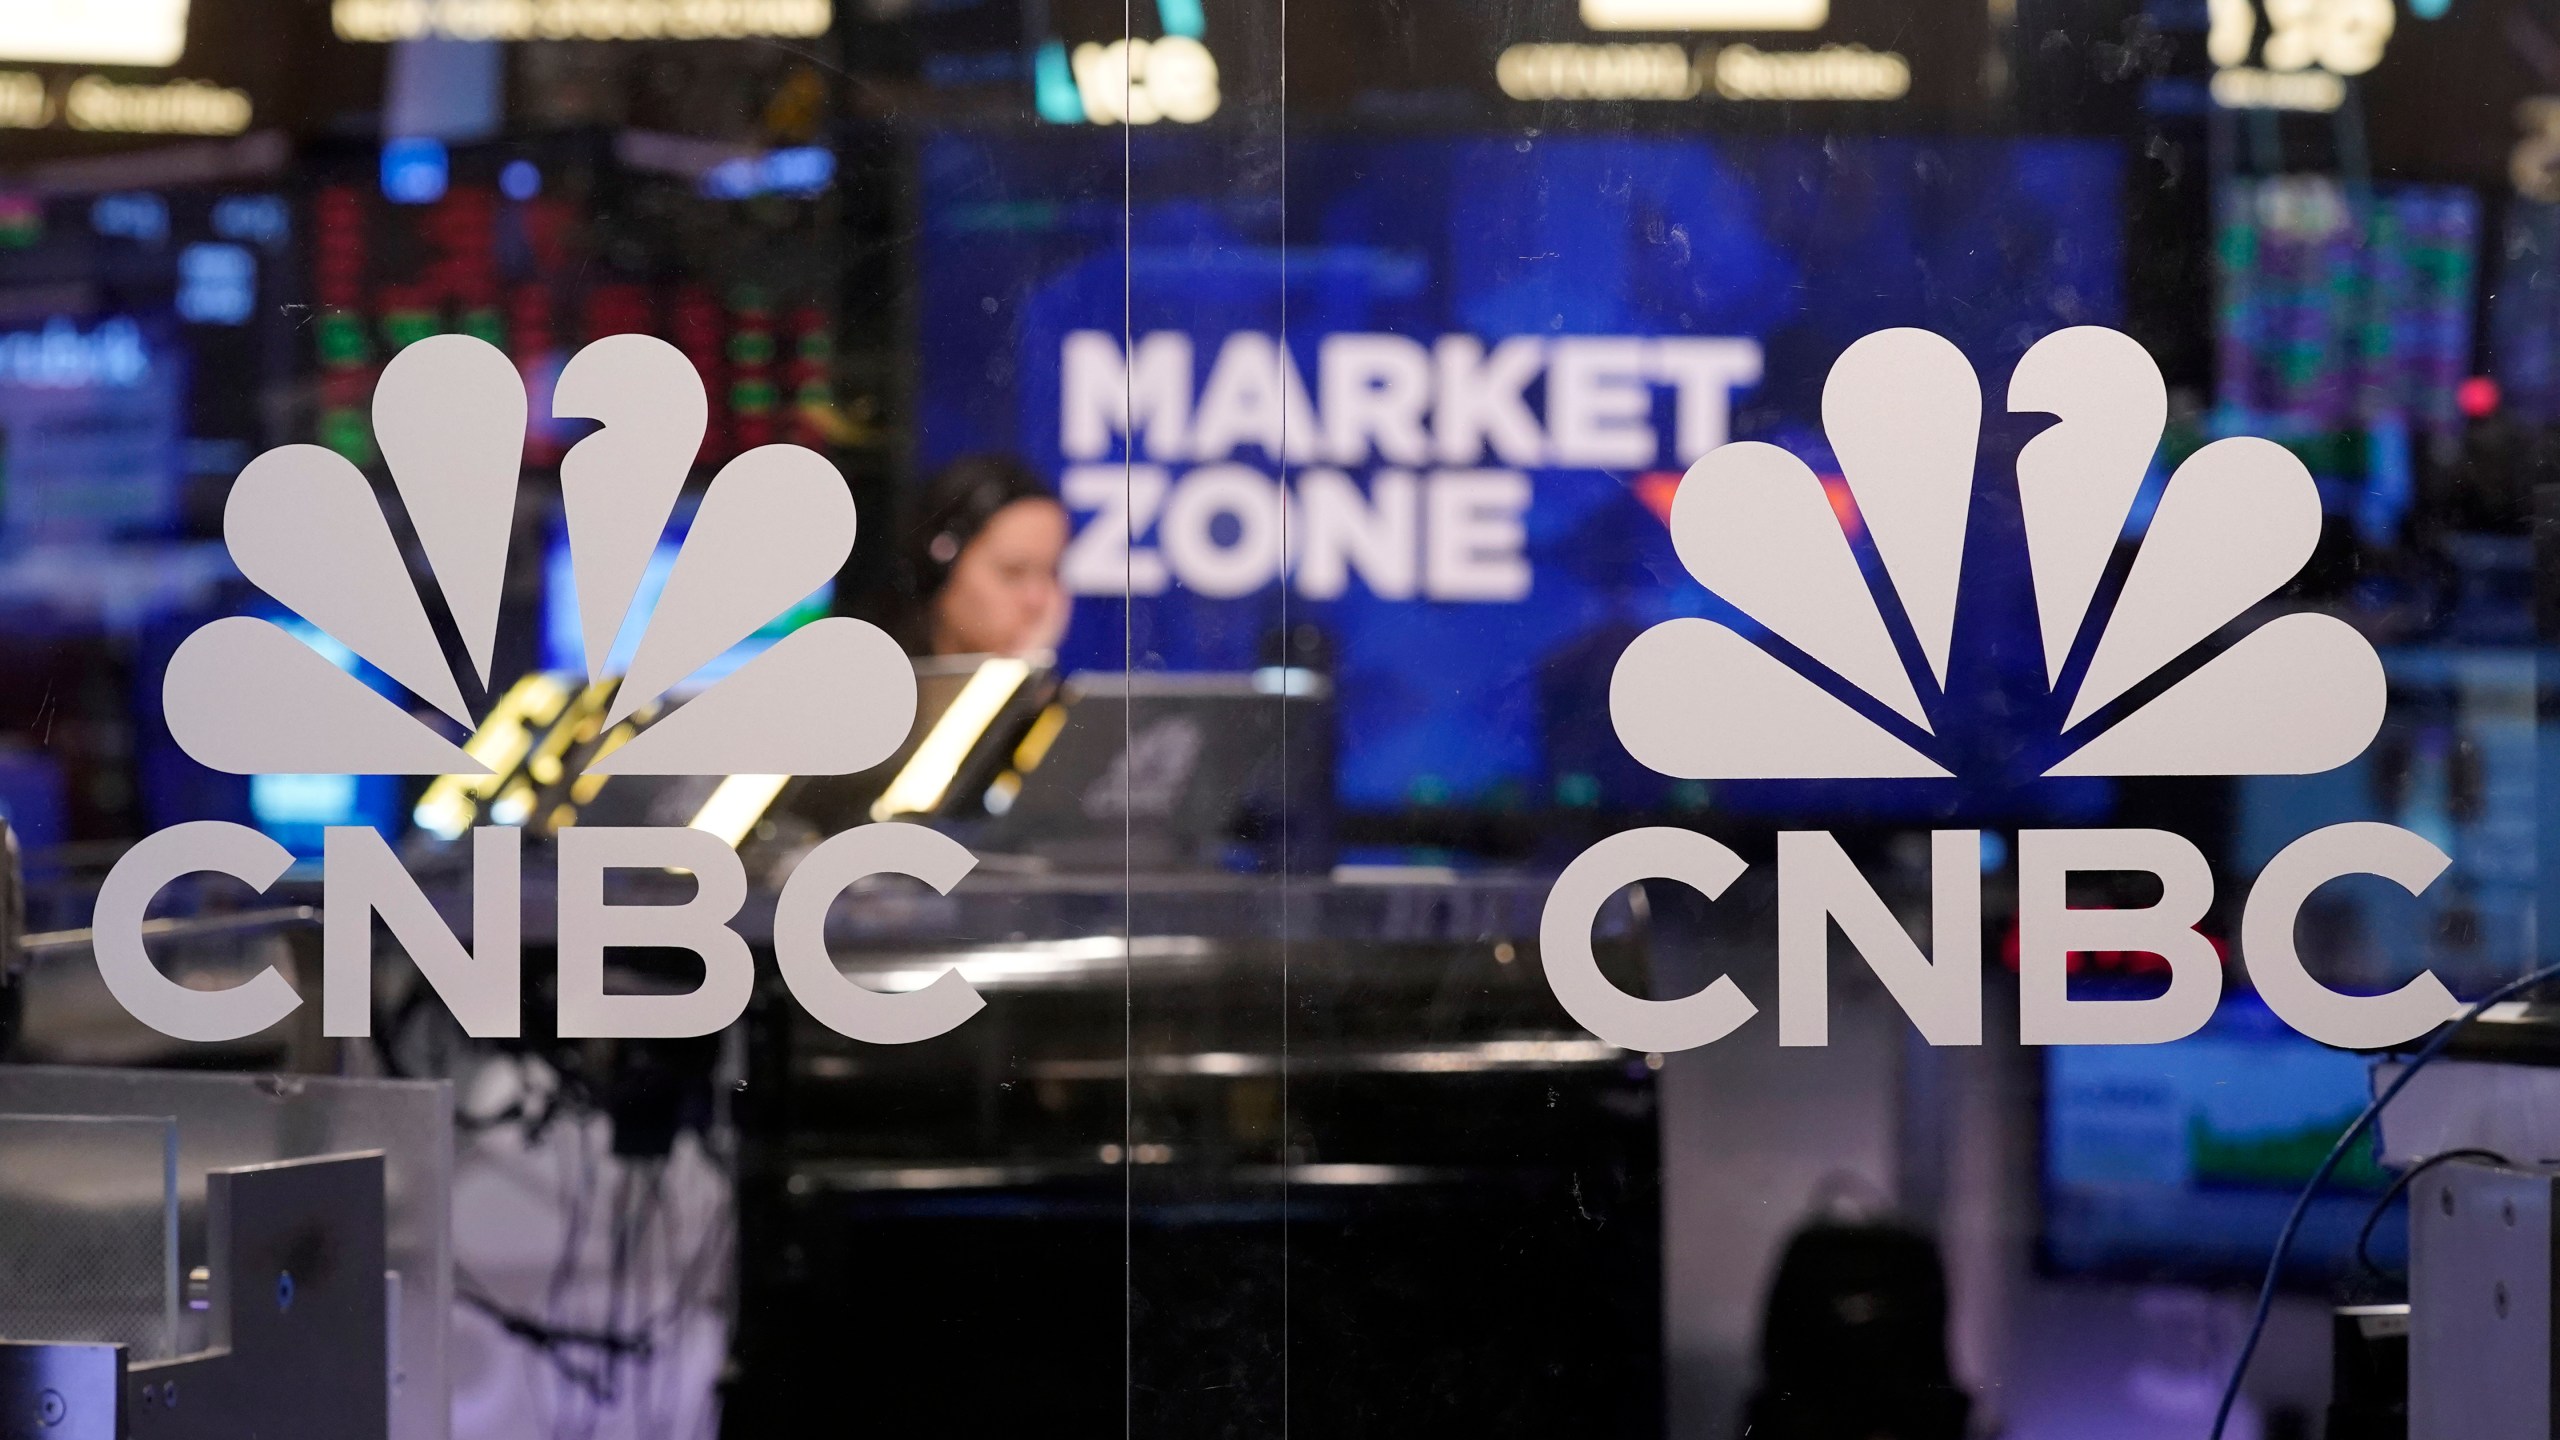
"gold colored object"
871,658,1032,821
690,774,792,848
412,673,574,840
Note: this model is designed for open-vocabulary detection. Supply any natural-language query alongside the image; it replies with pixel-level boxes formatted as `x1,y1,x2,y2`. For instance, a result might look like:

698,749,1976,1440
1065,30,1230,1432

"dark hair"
885,454,1059,655
905,453,1055,604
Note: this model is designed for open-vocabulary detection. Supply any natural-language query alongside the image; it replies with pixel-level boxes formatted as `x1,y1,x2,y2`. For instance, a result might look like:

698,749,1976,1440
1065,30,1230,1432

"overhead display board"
0,0,194,68
1472,0,1991,119
2110,0,2541,176
330,0,830,43
882,0,2002,132
1582,0,1832,31
0,0,301,152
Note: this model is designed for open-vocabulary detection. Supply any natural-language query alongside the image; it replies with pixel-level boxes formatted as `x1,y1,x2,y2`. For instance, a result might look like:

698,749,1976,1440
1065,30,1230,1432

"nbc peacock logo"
1612,324,2384,782
93,334,988,1049
165,332,915,779
1543,326,2464,1058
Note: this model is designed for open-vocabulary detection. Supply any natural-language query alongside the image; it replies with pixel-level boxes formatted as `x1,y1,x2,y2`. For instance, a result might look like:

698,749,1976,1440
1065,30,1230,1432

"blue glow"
1156,0,1206,38
1033,41,1085,124
251,772,359,825
542,518,834,691
380,138,450,206
1978,831,2009,873
177,243,256,326
500,159,542,201
248,616,406,850
2120,455,2170,538
2357,417,2413,547
210,195,289,248
283,618,358,672
89,192,167,245
699,147,834,201
0,316,150,389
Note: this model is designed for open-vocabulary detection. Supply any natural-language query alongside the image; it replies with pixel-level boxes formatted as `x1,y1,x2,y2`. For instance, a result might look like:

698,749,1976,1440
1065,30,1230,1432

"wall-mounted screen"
2043,992,2395,1284
916,131,2125,821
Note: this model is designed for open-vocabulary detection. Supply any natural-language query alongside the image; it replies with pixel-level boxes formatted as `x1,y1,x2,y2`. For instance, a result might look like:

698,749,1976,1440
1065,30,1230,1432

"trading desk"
720,868,1661,1437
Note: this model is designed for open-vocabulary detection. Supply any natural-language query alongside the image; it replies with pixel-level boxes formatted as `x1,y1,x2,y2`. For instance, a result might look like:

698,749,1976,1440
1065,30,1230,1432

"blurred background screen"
2043,991,2397,1284
916,132,2126,821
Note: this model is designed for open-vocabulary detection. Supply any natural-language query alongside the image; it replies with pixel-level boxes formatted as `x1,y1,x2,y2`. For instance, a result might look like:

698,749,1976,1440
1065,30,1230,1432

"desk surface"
365,858,1605,948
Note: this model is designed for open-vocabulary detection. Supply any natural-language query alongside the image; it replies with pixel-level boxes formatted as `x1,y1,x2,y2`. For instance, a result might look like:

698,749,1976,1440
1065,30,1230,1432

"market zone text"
1055,329,1765,601
95,818,2466,1053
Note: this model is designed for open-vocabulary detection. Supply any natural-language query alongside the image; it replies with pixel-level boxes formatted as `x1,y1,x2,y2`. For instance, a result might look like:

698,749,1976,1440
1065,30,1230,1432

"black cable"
457,1263,654,1415
546,1125,602,1440
2210,962,2560,1440
455,1069,728,1436
596,1161,665,1431
456,1280,654,1362
0,968,22,1064
2353,1146,2511,1282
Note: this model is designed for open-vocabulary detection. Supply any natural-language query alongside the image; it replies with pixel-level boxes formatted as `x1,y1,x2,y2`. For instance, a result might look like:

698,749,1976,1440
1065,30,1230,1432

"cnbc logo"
94,335,986,1048
1542,327,2463,1055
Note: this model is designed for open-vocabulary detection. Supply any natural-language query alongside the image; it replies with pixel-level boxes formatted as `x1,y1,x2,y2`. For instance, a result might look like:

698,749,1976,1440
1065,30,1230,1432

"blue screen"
0,314,188,543
244,614,409,854
538,508,834,692
2043,992,2396,1283
916,132,2126,817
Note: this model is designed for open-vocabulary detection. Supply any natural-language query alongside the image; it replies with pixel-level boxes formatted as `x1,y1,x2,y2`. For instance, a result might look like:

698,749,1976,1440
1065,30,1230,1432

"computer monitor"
242,614,410,854
538,500,834,693
2041,990,2396,1284
981,669,1330,872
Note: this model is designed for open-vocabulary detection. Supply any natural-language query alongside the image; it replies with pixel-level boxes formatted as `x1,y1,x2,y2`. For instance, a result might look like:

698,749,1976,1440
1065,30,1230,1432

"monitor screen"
241,614,410,853
0,185,298,550
0,314,187,543
2230,647,2545,997
538,502,834,693
914,131,2126,821
2042,991,2395,1283
2215,176,2480,435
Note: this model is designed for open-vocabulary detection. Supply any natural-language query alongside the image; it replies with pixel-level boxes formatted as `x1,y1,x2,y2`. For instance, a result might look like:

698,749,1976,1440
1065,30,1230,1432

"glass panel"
0,1067,449,1439
0,1113,178,1361
1122,15,1293,1413
0,0,2545,1433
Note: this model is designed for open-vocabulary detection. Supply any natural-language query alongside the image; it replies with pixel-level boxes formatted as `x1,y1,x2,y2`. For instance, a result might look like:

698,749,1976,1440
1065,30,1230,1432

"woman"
901,454,1071,659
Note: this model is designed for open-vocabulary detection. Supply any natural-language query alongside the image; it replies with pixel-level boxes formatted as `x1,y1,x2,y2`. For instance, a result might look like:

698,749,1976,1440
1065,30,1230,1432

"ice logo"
165,333,914,778
1612,325,2384,782
1543,327,2462,1058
